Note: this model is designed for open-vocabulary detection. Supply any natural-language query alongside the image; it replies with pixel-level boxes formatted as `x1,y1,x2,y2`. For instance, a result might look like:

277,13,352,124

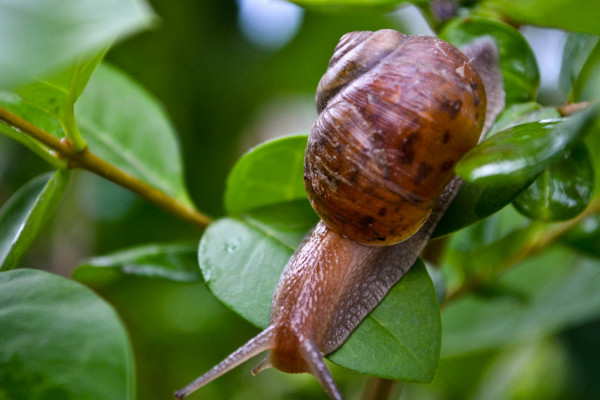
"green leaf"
0,170,70,271
480,0,600,35
432,175,535,238
571,39,600,102
561,213,600,257
0,92,66,167
16,48,107,121
75,63,193,207
0,0,156,89
441,248,600,357
439,16,540,105
513,143,595,221
200,201,318,327
487,102,561,137
198,201,441,382
433,104,561,236
328,259,441,382
0,269,135,400
560,34,598,98
15,47,108,150
73,243,200,285
225,134,309,215
456,104,600,185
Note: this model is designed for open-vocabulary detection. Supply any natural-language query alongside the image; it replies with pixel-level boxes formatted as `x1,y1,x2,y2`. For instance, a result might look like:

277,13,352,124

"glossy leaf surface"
440,16,539,105
481,0,600,35
0,0,155,89
73,242,200,284
225,134,308,215
456,105,600,185
513,143,595,221
0,171,70,271
433,104,562,236
75,63,193,207
0,269,135,399
198,201,441,382
486,102,561,137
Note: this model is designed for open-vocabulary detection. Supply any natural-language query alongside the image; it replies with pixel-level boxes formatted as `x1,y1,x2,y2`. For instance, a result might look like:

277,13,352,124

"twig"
361,377,400,400
443,195,600,305
0,106,212,229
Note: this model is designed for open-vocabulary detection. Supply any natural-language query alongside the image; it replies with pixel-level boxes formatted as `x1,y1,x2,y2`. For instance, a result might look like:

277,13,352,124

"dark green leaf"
0,170,70,271
439,16,540,105
571,40,600,102
328,259,441,382
198,201,441,381
75,63,194,207
432,175,535,238
73,242,200,285
0,0,155,89
441,248,600,357
513,143,595,221
0,269,135,399
434,104,562,236
225,134,308,215
480,0,600,35
456,104,600,185
561,213,600,257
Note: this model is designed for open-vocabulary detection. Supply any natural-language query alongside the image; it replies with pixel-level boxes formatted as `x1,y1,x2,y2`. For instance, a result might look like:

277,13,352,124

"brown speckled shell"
305,30,486,245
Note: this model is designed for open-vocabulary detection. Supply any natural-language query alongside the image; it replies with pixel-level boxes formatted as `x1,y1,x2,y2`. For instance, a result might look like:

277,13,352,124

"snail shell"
305,30,486,245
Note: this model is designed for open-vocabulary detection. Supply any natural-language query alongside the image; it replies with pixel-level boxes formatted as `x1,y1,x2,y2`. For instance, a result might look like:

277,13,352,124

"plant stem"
62,63,88,152
443,195,600,305
361,377,400,400
0,106,212,229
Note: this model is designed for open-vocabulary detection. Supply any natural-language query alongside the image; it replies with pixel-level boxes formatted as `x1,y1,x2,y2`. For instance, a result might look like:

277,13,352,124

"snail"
176,30,504,399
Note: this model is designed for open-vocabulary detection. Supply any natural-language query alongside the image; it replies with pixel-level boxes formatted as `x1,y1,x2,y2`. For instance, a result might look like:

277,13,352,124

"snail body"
177,30,502,400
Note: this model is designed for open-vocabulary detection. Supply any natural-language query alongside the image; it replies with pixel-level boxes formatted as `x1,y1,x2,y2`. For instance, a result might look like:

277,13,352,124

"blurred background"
0,0,598,399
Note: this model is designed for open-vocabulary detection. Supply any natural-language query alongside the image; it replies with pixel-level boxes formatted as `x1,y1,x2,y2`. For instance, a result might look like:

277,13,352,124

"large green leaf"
440,16,539,105
456,105,600,185
481,0,600,35
198,201,441,382
225,134,308,215
0,170,70,271
513,143,595,221
0,0,155,89
0,269,135,399
73,242,200,284
75,63,193,207
441,248,600,357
